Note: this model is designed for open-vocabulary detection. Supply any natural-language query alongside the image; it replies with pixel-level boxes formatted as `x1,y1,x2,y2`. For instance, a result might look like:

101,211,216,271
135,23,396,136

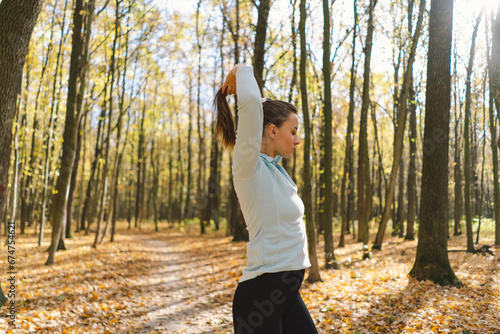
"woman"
214,64,318,334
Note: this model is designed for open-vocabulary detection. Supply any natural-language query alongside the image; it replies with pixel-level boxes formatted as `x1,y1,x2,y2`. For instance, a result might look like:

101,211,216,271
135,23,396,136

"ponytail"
213,88,236,150
213,88,297,151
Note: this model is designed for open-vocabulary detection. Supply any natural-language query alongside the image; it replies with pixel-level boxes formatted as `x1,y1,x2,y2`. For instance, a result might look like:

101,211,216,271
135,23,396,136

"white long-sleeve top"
232,65,311,283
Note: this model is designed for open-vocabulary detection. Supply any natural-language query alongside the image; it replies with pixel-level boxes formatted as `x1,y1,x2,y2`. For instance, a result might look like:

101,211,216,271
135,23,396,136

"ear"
267,124,277,138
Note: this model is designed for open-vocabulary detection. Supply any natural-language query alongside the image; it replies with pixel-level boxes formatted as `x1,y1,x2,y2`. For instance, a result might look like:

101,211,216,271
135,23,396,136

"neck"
260,140,276,158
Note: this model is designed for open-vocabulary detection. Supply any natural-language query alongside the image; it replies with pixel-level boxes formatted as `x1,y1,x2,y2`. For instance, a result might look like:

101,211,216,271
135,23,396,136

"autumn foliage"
0,221,498,333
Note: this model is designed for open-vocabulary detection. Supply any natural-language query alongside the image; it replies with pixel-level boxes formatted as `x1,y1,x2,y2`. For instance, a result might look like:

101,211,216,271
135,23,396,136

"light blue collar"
260,152,282,166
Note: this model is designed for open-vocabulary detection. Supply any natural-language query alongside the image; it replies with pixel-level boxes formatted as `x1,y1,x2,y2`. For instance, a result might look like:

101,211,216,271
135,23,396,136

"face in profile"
274,113,300,159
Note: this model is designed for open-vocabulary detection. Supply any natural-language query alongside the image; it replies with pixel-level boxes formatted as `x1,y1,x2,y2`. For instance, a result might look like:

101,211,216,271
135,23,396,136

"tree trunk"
204,120,221,230
283,0,298,176
464,12,482,253
228,0,247,242
48,0,72,240
34,4,58,245
453,50,463,236
406,79,417,241
253,0,270,94
371,104,386,222
19,66,30,235
76,112,88,232
128,147,134,229
111,6,132,241
196,1,203,227
183,76,194,221
409,0,460,287
317,127,326,236
7,104,21,309
476,82,487,244
167,130,173,226
39,7,63,246
396,159,405,237
322,0,337,269
0,0,42,239
357,0,376,258
135,103,146,228
390,9,402,238
150,83,160,233
196,1,206,232
46,0,96,265
25,5,52,234
86,128,104,235
67,118,81,239
81,114,103,232
373,0,426,250
79,1,100,233
488,5,500,245
405,7,418,234
174,96,185,225
300,0,321,283
111,108,131,240
288,0,298,107
151,136,159,232
94,0,120,247
25,110,39,232
204,40,223,231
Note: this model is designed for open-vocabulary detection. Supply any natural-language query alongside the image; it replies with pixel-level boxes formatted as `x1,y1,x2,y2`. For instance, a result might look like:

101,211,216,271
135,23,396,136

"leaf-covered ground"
0,220,499,333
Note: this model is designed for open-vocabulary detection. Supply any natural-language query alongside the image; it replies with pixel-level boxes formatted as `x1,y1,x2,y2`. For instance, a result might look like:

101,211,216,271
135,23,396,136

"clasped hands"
222,64,244,96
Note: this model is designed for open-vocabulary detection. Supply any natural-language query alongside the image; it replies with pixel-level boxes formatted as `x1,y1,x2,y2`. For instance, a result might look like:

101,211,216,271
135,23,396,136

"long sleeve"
230,66,310,283
231,66,263,181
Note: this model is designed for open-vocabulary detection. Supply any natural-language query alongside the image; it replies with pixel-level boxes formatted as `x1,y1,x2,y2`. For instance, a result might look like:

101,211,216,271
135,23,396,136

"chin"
279,150,294,160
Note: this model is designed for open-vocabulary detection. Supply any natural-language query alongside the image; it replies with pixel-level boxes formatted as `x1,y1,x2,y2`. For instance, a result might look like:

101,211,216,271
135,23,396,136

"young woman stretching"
214,64,318,334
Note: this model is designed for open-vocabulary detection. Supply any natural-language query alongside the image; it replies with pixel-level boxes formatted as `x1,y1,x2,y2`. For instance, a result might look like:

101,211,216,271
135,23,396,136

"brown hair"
213,89,298,150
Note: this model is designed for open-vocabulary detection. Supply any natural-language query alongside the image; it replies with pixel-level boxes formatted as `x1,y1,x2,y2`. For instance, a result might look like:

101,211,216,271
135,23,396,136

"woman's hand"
222,64,244,95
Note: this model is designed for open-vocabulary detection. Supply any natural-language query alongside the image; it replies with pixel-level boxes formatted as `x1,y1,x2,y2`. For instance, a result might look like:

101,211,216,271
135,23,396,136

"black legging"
232,269,318,334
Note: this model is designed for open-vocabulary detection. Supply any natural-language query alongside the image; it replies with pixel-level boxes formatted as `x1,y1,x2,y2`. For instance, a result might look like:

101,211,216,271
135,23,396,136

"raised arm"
224,65,263,181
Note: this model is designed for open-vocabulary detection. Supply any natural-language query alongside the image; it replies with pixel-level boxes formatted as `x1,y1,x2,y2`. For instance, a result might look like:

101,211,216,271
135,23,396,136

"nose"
295,136,300,146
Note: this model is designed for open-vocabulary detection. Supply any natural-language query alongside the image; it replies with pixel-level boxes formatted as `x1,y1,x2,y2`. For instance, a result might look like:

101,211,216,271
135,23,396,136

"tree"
46,0,96,265
39,0,70,245
409,0,460,287
340,0,358,247
196,0,207,233
18,60,31,236
476,78,487,244
489,3,500,246
357,0,376,258
82,84,105,235
94,0,122,248
486,11,500,247
110,2,133,241
149,81,160,233
453,45,463,237
493,4,500,130
373,0,426,250
463,12,483,253
322,0,337,269
203,32,224,230
221,0,248,242
135,93,146,228
406,80,417,241
0,0,44,305
183,72,194,221
253,0,270,94
300,0,321,283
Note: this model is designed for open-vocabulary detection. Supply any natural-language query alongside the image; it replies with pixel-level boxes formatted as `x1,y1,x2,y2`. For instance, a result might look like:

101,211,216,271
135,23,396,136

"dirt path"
130,231,246,334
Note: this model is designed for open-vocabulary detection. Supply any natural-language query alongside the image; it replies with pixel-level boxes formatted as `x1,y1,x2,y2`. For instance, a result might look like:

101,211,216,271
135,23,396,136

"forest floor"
0,219,499,334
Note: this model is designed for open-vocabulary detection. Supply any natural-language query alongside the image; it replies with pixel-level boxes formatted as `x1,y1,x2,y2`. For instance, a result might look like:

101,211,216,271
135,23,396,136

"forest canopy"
0,0,499,332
